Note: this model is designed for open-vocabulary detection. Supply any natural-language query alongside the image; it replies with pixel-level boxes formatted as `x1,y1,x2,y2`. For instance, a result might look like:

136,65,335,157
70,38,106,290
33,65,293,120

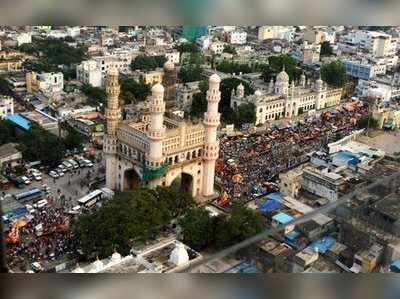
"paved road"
1,161,104,213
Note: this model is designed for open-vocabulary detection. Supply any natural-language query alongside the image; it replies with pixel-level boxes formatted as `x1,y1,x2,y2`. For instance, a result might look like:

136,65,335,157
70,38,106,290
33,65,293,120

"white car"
33,174,42,181
21,176,31,185
49,171,59,178
84,159,94,167
56,169,65,177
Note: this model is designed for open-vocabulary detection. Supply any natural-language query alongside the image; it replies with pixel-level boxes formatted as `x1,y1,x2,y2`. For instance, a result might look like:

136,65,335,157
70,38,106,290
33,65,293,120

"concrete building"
0,96,14,119
304,30,327,45
26,71,64,94
210,40,225,55
227,31,247,45
341,30,397,58
141,70,163,85
165,51,180,64
76,60,103,87
15,32,32,46
104,69,222,200
292,42,321,65
230,70,342,126
258,26,295,42
0,143,22,169
343,59,387,80
176,81,201,111
301,166,346,201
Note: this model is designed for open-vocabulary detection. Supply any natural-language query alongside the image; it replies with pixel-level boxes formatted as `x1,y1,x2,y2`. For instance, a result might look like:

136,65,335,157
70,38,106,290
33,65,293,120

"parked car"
56,169,65,177
20,176,31,185
32,173,42,181
49,171,59,179
83,159,94,167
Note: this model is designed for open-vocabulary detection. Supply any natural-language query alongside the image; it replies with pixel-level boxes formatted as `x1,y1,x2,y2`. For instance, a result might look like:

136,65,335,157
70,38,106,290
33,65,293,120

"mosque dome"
169,242,189,266
111,250,122,263
90,258,104,272
152,83,165,94
276,69,289,82
237,83,244,91
254,90,262,97
209,73,221,83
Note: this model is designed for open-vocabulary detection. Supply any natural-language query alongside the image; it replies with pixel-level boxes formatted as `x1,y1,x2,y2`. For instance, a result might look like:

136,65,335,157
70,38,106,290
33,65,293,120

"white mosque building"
230,69,343,126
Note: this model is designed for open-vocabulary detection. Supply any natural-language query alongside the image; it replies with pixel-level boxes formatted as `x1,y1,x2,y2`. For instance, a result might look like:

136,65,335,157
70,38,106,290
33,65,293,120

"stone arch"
123,168,141,191
170,172,194,196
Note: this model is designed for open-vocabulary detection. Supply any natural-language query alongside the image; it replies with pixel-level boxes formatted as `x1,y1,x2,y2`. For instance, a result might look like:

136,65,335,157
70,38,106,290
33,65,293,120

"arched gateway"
104,69,222,201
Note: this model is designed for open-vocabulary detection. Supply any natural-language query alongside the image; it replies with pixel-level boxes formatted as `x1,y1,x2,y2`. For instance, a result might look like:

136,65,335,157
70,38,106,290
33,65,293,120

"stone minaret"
104,68,121,190
147,83,166,174
202,74,221,197
237,83,245,98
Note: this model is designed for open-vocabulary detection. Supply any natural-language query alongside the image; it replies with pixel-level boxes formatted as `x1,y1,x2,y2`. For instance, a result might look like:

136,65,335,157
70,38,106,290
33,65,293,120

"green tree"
120,78,151,104
215,205,265,249
131,55,167,71
179,64,204,83
223,45,237,55
189,80,208,118
320,41,333,56
262,54,301,83
73,187,195,258
179,207,217,251
81,84,107,106
321,61,347,88
232,103,256,128
219,78,254,123
357,116,379,130
174,42,199,55
62,124,86,150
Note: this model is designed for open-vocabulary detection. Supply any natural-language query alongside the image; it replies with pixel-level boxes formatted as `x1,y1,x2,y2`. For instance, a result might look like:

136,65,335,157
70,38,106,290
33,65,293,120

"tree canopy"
120,78,151,104
357,116,379,130
73,187,195,258
261,54,301,83
130,55,167,71
179,205,265,251
321,61,347,88
320,41,333,56
231,103,257,128
178,64,204,83
223,45,237,55
174,42,200,55
81,84,107,107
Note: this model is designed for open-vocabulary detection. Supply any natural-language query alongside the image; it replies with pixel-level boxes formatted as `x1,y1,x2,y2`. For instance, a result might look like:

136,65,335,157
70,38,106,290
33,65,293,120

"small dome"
111,251,122,263
254,90,262,97
90,258,104,272
276,69,289,82
164,61,175,71
169,242,189,266
237,83,244,90
209,73,221,83
72,263,85,273
152,83,165,94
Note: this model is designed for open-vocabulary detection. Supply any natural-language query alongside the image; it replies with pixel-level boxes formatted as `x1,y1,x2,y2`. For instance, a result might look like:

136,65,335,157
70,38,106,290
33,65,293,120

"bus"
14,188,43,203
77,189,103,209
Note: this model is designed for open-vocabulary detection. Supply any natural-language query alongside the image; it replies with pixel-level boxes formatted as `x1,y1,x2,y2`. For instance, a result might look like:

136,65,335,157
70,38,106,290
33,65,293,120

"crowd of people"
217,101,369,202
6,202,77,272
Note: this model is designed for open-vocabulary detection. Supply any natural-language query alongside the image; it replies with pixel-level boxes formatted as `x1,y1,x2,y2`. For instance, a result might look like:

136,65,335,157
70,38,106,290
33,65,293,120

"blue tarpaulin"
272,212,294,224
310,236,336,254
259,199,281,212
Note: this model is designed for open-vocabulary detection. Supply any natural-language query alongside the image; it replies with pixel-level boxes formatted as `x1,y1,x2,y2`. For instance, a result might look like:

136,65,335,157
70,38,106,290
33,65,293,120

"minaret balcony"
148,127,166,140
203,113,220,126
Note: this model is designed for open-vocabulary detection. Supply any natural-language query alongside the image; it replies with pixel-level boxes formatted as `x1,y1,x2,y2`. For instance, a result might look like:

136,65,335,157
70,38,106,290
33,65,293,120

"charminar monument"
104,68,221,200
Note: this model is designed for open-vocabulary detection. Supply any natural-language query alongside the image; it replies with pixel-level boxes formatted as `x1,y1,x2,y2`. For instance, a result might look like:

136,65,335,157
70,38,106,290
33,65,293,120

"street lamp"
0,199,8,273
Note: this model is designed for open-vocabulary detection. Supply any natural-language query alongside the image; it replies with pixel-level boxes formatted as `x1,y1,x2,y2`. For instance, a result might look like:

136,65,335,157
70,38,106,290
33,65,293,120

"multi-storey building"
230,69,342,125
104,69,222,200
227,31,247,45
301,166,346,201
0,96,14,119
26,72,64,94
76,60,102,87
